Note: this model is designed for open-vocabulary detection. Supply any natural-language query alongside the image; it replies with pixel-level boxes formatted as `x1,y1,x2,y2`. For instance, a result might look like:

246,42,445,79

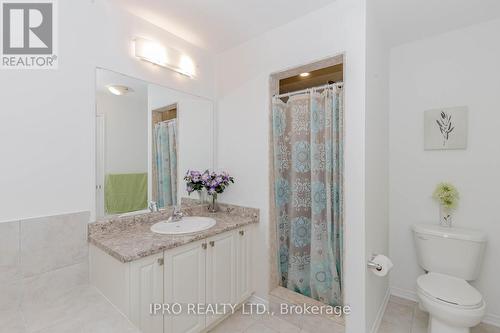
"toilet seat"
417,272,483,309
417,273,486,332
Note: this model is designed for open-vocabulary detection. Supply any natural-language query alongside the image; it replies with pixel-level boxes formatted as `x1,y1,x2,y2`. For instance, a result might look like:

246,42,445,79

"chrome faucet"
168,206,183,222
148,201,159,212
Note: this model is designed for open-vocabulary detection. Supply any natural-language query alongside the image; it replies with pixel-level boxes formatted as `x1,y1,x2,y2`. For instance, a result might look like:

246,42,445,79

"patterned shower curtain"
154,120,177,208
272,86,344,306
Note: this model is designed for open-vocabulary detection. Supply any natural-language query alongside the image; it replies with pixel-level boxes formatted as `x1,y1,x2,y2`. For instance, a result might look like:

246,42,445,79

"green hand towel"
105,173,147,214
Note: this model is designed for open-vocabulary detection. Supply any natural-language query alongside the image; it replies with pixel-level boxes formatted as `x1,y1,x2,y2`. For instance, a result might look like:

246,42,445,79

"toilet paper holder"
367,255,383,271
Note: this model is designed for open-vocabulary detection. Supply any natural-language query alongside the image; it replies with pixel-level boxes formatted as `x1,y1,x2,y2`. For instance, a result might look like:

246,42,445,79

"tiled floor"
0,285,139,333
208,304,344,333
5,289,499,333
378,296,500,333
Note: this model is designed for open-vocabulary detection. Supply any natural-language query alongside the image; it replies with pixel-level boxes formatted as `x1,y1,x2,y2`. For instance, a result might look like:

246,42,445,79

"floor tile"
411,318,427,333
22,285,87,332
0,309,26,333
380,301,414,330
22,261,88,307
267,300,312,328
378,321,410,333
209,311,257,333
411,306,428,333
257,314,301,333
298,314,344,333
21,263,89,332
377,296,500,333
33,319,83,333
244,322,279,333
0,279,22,311
472,323,500,333
269,311,304,328
80,314,139,333
20,284,137,333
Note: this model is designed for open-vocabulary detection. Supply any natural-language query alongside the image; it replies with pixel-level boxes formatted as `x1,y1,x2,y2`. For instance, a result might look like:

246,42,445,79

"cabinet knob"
202,243,207,250
239,230,245,236
209,241,215,247
157,258,164,266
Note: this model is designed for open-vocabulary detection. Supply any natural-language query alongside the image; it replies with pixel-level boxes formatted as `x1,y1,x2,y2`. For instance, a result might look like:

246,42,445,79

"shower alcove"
268,54,345,327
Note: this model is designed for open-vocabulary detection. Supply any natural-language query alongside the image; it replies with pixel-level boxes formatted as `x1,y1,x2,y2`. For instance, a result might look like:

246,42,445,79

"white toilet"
413,224,487,333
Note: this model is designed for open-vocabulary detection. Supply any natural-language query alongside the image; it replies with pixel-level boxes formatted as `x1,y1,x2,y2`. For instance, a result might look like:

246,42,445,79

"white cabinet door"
164,240,207,333
236,227,252,303
130,252,164,333
206,231,237,327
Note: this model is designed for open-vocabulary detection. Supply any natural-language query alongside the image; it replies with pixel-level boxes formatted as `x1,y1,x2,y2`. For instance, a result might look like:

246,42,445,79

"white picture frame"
424,106,468,150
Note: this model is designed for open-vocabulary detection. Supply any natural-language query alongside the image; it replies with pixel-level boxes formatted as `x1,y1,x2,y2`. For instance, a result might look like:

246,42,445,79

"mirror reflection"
152,102,177,209
95,68,214,218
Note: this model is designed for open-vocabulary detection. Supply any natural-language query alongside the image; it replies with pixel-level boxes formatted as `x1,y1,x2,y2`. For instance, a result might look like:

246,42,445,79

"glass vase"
208,194,218,213
439,206,452,227
197,190,208,204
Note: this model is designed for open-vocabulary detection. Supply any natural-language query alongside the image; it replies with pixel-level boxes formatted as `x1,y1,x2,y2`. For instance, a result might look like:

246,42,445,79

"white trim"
390,287,500,328
370,288,391,333
96,114,105,217
390,286,418,302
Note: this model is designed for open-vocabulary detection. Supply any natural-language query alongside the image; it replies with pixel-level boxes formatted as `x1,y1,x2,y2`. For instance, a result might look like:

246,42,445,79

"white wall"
215,1,367,331
97,90,148,174
365,1,390,331
0,0,216,223
389,18,500,324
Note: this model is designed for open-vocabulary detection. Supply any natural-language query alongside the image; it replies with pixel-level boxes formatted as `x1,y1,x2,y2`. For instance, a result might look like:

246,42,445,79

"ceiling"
112,0,500,52
96,69,148,98
374,0,500,46
110,0,337,52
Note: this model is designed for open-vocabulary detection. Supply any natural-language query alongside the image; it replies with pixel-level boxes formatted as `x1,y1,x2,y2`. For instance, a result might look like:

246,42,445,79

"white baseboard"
390,286,418,302
390,286,500,328
370,288,391,333
247,294,270,309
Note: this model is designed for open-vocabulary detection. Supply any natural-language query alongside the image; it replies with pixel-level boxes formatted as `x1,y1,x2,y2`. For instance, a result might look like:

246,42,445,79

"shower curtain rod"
273,81,343,99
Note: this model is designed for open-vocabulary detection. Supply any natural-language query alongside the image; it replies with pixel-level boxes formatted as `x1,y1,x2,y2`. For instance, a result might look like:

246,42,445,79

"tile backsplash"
0,221,20,284
20,212,89,277
0,211,90,311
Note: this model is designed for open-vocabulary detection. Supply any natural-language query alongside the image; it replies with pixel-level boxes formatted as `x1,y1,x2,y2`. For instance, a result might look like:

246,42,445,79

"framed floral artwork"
424,106,468,150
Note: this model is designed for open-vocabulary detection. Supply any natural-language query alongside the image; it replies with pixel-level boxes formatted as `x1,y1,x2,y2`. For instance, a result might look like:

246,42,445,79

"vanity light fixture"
299,72,310,77
107,85,133,96
133,37,196,78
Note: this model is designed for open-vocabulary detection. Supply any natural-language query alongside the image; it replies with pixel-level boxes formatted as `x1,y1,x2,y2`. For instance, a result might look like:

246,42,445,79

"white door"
236,227,252,303
130,252,164,333
164,240,207,333
206,231,236,327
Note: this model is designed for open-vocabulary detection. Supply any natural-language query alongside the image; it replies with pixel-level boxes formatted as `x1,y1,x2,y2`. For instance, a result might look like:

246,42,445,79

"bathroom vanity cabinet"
90,225,253,333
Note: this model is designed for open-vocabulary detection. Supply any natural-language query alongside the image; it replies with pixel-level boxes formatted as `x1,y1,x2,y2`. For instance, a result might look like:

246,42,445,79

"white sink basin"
150,216,216,235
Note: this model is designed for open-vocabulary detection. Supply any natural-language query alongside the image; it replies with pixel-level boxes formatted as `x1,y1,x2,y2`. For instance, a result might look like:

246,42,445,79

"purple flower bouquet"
184,170,235,212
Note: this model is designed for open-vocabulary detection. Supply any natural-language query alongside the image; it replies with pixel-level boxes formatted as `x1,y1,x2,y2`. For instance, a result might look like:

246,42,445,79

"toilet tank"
412,224,487,281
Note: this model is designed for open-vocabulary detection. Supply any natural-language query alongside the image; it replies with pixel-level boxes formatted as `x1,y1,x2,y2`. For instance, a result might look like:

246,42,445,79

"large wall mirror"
95,68,214,218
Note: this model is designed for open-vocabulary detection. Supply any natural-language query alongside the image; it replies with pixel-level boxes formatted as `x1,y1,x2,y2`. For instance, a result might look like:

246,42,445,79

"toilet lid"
417,273,483,307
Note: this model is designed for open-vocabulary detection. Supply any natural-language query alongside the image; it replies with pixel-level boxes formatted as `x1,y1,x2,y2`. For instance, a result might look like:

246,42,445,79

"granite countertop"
88,202,259,263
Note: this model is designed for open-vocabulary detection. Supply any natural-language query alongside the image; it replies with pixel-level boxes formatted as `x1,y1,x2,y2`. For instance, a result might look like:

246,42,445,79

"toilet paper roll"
370,254,393,277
